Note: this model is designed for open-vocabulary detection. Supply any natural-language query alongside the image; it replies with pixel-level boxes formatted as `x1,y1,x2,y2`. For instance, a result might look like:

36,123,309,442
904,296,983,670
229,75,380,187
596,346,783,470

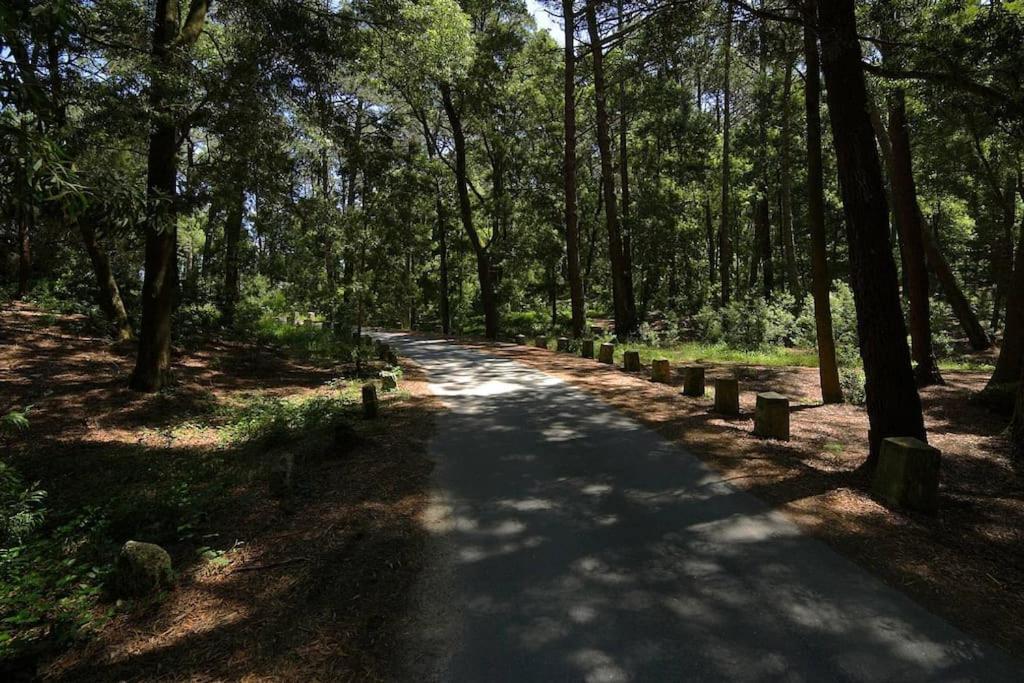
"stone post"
651,358,671,383
623,350,641,372
598,343,615,364
581,339,596,359
871,437,941,513
753,392,790,440
682,365,706,397
714,378,740,415
362,383,379,419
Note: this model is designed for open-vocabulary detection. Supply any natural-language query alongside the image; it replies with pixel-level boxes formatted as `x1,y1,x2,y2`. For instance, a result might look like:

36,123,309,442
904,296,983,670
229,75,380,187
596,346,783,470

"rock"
515,334,526,345
581,339,595,359
872,437,941,513
714,378,740,415
381,371,398,391
557,337,570,353
623,350,641,372
682,365,706,397
651,358,671,384
269,453,295,497
362,383,379,419
534,336,549,349
753,392,790,440
598,343,615,364
113,541,173,598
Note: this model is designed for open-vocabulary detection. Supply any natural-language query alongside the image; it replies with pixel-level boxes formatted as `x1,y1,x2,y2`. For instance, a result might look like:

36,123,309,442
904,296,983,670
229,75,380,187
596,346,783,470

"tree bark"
79,222,133,340
989,185,1024,387
616,0,636,323
131,0,210,393
719,2,734,305
780,58,800,294
888,90,944,386
440,82,498,339
1012,364,1024,461
17,214,31,299
803,0,843,404
817,0,926,467
222,183,244,328
563,0,585,338
585,0,635,339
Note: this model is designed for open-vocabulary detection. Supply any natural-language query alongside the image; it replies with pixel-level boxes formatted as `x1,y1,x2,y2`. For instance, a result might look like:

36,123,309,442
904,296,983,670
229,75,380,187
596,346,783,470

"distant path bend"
380,333,1019,682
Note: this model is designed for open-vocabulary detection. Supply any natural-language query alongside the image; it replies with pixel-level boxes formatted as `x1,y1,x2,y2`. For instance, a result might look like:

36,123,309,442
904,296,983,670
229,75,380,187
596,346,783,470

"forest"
1,0,1023,679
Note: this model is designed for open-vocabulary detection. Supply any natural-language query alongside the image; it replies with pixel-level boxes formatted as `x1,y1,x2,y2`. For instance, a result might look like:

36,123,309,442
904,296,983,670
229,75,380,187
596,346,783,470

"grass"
614,341,821,368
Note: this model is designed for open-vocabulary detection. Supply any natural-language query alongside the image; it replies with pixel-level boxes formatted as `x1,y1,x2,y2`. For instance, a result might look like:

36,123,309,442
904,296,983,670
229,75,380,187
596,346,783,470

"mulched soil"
1,303,442,681
448,335,1024,657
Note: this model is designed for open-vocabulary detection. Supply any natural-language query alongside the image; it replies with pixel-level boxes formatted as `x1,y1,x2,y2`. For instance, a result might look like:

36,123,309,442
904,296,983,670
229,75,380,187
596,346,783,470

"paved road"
381,334,1020,682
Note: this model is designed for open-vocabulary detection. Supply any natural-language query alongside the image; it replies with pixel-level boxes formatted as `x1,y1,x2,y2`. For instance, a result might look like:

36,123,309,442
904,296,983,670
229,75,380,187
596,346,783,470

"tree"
130,0,210,392
562,0,586,338
802,0,842,404
719,0,734,305
817,0,926,466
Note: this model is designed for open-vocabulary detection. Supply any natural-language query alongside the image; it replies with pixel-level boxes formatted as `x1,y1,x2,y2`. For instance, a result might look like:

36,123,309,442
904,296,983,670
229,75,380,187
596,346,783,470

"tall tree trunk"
705,193,716,285
803,0,842,404
16,213,31,299
222,184,244,328
80,222,133,340
585,0,635,339
888,90,943,386
131,0,210,393
818,0,926,466
616,0,636,323
755,3,772,299
1012,364,1024,461
719,2,734,304
440,82,498,339
756,197,772,299
991,173,1017,330
780,58,800,294
989,188,1024,387
563,0,585,338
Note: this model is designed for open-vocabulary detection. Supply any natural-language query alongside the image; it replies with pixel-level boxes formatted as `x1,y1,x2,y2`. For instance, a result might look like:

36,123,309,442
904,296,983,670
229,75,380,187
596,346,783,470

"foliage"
693,294,798,350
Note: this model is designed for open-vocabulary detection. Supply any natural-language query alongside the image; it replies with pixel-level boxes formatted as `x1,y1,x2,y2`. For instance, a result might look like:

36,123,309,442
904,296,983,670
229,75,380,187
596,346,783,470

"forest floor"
437,334,1024,657
0,303,441,681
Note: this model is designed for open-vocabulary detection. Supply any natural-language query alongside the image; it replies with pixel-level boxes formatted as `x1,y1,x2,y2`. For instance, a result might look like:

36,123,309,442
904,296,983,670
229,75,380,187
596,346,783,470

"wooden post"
581,339,595,359
623,350,641,372
714,378,740,415
590,325,605,337
598,343,615,364
557,337,570,352
534,336,549,349
651,358,671,383
872,437,941,513
362,383,379,419
682,366,706,397
754,392,790,440
515,334,526,345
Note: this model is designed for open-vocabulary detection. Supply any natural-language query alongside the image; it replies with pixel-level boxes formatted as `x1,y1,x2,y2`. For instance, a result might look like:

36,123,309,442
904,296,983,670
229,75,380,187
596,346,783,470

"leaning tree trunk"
79,222,133,340
130,0,209,393
585,0,635,339
562,0,585,338
719,1,734,305
803,0,843,404
888,90,943,386
440,82,498,339
818,0,926,468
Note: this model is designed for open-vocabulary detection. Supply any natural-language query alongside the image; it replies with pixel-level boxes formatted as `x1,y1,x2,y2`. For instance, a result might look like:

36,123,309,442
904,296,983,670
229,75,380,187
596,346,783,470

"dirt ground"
449,336,1024,658
0,303,441,681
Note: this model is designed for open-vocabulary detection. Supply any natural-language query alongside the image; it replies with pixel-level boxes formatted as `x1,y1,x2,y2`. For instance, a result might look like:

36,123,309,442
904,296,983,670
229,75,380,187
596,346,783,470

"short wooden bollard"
377,343,390,361
269,453,295,497
714,378,740,415
351,331,361,345
598,343,614,364
682,365,706,397
381,372,398,391
753,392,790,440
623,350,641,372
581,340,595,359
590,325,604,337
557,337,570,353
651,358,671,383
362,383,379,419
362,335,372,347
534,336,549,349
872,437,941,513
515,334,526,345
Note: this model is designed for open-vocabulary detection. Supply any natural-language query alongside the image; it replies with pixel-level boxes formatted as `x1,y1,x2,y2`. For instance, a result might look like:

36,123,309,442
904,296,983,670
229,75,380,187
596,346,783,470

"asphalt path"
381,333,1020,682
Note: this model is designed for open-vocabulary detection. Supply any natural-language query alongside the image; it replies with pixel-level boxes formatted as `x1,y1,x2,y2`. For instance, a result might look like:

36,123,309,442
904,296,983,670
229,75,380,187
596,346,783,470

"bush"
693,294,797,350
794,281,859,353
0,463,46,547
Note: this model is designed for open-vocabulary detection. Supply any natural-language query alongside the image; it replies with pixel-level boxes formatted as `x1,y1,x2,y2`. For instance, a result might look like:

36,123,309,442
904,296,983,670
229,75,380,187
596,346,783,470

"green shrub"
693,294,797,350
